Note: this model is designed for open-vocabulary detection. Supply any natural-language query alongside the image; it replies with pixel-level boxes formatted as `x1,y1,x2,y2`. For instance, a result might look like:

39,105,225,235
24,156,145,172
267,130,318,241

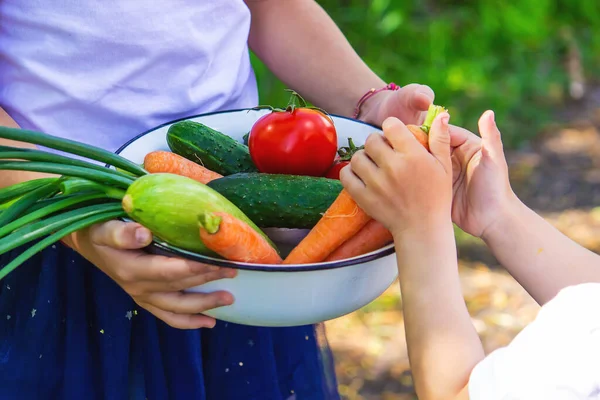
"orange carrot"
282,189,371,264
406,104,448,151
143,151,222,184
324,219,393,261
198,211,282,264
407,125,430,150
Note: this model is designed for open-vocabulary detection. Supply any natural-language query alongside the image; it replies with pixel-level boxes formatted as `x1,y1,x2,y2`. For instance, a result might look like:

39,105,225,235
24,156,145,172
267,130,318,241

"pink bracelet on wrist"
352,82,400,119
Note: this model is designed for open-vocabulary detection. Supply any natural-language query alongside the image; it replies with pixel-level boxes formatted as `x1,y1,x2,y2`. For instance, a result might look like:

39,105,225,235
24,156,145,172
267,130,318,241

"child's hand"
340,112,453,237
449,110,517,239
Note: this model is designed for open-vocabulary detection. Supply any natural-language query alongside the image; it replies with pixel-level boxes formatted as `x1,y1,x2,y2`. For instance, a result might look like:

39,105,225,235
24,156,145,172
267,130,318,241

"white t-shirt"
469,283,600,399
0,0,258,152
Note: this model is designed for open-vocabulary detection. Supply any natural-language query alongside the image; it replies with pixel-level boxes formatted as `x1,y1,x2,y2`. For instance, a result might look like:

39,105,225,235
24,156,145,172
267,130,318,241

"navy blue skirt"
0,243,340,400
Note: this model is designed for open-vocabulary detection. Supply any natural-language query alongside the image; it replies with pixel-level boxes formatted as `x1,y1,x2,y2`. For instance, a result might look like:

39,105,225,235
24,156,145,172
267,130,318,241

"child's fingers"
350,150,379,186
339,164,366,199
381,117,423,154
477,110,505,162
364,133,394,167
448,124,480,148
427,112,452,172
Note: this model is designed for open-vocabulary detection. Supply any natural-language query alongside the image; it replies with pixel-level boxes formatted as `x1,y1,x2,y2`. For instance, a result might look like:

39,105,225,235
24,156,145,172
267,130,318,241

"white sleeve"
468,283,600,400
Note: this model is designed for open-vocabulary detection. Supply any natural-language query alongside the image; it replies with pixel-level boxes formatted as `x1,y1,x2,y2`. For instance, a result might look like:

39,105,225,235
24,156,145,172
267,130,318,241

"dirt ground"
324,86,600,399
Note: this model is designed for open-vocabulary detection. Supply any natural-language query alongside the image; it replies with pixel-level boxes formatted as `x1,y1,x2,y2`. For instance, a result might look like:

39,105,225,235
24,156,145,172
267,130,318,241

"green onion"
0,126,147,177
0,196,20,211
60,178,101,194
0,177,58,203
27,194,81,212
0,161,133,188
0,192,110,238
0,209,126,280
0,202,123,255
0,180,61,227
28,195,113,215
59,177,126,199
0,146,137,181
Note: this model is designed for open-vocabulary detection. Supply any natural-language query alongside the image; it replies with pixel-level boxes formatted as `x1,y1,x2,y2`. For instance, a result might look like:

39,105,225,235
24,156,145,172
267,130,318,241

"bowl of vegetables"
116,105,401,327
0,96,444,327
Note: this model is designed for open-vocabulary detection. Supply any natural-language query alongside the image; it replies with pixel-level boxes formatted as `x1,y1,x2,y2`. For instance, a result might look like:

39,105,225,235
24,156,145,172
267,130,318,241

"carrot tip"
198,212,221,234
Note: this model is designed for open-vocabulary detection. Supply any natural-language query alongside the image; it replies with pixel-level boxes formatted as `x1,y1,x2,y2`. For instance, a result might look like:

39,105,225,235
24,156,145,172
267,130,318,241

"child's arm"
395,220,482,399
342,114,483,399
244,0,433,127
449,112,600,305
483,197,600,305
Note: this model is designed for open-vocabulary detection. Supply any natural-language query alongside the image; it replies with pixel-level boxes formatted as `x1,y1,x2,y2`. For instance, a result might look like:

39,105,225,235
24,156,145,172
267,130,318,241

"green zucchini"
207,173,343,229
121,173,277,256
166,120,257,176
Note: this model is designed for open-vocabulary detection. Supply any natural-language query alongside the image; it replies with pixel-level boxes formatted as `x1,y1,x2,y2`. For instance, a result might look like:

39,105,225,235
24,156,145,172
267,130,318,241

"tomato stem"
337,137,364,160
250,89,334,122
249,105,279,112
285,89,308,110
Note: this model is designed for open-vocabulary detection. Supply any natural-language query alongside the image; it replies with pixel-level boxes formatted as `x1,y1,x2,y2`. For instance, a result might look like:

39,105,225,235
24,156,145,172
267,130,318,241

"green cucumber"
166,120,257,176
207,173,343,229
121,173,277,256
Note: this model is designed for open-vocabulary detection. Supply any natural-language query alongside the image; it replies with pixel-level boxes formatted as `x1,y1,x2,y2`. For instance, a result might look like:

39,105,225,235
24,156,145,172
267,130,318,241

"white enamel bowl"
116,109,398,327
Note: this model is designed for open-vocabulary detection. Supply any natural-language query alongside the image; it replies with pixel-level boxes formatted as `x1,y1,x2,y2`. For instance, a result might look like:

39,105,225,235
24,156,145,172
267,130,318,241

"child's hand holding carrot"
340,112,453,238
341,113,486,399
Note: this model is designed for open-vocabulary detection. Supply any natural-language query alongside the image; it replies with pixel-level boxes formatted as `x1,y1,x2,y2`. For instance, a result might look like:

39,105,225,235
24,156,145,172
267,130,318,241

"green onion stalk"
0,126,149,280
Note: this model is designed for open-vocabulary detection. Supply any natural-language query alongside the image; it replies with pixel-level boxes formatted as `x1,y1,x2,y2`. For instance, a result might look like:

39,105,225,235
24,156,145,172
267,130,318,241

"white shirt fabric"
469,283,600,400
0,0,258,152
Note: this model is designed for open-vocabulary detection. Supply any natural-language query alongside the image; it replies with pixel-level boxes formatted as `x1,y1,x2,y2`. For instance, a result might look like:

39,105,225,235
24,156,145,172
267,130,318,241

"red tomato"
325,161,349,180
248,108,338,176
323,137,362,179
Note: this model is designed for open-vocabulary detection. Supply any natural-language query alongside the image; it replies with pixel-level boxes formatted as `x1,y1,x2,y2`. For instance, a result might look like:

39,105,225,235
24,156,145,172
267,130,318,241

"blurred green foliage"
251,0,600,148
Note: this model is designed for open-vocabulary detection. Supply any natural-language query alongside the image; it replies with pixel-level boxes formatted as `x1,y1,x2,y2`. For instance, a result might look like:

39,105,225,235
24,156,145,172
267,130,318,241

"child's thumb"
478,110,505,165
428,112,452,171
